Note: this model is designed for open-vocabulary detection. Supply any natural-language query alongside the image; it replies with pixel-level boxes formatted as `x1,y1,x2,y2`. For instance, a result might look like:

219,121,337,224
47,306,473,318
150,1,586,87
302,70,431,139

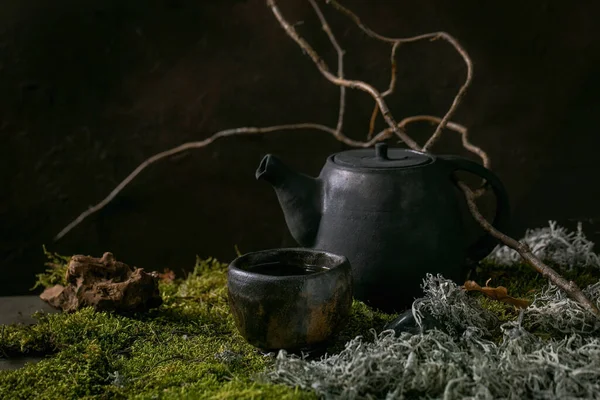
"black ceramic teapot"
255,142,510,312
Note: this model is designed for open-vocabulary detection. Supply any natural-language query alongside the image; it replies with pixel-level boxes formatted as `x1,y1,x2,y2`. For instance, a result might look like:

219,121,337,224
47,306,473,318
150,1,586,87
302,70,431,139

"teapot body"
313,155,467,312
256,144,510,314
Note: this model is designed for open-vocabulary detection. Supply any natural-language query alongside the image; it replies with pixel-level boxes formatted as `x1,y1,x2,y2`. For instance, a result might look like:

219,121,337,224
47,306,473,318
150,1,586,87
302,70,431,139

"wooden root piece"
40,252,163,313
463,279,531,309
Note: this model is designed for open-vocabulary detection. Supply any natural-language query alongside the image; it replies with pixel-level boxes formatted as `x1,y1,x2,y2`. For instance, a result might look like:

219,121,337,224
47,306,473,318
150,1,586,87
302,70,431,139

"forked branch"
53,0,599,318
268,0,598,318
54,124,391,242
326,0,473,152
266,0,419,150
308,0,346,134
368,42,399,139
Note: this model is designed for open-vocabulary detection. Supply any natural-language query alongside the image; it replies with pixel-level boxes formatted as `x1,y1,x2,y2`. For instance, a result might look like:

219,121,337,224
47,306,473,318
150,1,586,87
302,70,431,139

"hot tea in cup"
227,248,353,351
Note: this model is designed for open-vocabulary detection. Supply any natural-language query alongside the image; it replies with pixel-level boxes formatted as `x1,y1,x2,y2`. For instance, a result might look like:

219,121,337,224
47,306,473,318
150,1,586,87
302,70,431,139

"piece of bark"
40,252,162,313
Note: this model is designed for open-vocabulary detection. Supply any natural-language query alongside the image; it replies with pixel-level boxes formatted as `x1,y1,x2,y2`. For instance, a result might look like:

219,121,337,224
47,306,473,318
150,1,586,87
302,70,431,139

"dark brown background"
2,0,600,295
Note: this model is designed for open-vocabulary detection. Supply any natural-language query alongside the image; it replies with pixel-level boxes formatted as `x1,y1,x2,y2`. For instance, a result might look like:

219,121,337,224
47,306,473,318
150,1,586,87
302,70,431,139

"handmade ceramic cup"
227,248,353,352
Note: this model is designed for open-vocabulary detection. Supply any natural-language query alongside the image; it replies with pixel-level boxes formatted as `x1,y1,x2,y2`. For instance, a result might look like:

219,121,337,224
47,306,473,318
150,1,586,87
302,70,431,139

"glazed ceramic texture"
227,248,353,351
256,143,510,312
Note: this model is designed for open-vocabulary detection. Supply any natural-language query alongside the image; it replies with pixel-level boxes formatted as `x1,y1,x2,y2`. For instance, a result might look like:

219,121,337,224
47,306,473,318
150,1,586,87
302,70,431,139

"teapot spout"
256,155,322,247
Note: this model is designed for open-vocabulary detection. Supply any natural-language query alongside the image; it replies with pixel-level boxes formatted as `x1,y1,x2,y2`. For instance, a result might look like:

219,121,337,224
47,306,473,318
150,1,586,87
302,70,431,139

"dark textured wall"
2,0,600,295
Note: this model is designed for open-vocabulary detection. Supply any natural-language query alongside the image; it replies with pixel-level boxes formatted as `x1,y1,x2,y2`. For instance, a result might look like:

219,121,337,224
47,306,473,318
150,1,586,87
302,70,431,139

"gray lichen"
264,222,600,400
521,280,600,336
411,273,499,337
485,220,600,270
264,276,600,399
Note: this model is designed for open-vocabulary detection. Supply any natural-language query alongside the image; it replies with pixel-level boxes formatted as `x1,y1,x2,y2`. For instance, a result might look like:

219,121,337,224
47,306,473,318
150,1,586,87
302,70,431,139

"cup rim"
228,247,348,279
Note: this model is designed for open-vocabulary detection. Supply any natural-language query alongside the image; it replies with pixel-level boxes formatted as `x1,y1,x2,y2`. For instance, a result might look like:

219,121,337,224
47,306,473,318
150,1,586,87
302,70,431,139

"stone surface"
0,356,45,371
0,295,57,326
40,252,162,313
0,295,56,371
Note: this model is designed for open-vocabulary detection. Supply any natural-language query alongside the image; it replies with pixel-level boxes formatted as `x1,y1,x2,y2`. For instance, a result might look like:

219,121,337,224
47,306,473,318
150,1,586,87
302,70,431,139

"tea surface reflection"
249,262,328,276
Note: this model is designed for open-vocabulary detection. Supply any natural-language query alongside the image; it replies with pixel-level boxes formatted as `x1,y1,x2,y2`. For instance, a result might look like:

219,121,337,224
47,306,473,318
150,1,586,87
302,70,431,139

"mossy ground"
1,250,598,399
0,251,393,399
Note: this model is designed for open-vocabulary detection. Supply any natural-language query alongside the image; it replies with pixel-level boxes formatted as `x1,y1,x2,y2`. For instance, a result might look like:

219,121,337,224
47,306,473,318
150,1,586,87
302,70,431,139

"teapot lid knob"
375,142,389,160
332,142,432,169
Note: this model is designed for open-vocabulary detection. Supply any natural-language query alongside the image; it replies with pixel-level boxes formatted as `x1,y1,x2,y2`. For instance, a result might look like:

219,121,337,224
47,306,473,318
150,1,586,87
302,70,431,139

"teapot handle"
437,155,511,264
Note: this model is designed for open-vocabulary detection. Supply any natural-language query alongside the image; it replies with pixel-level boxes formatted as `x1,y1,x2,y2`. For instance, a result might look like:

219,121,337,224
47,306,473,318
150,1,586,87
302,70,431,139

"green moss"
325,300,395,354
477,296,519,323
30,245,70,291
6,249,598,399
1,253,393,399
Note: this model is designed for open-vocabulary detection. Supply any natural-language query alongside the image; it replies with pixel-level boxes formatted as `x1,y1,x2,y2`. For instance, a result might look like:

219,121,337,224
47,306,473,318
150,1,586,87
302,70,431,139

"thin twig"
397,115,489,169
368,42,399,139
382,42,400,97
267,0,420,150
54,124,391,241
308,0,346,134
457,181,600,319
326,0,472,152
396,115,489,197
368,104,379,139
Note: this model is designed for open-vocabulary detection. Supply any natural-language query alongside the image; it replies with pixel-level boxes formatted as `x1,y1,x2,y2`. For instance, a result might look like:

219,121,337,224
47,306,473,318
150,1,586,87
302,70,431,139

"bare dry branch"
368,42,399,140
266,0,420,150
457,181,600,318
53,0,598,319
368,104,379,139
54,123,391,241
324,0,597,317
382,42,400,97
308,0,346,134
397,115,489,169
326,0,472,152
396,115,489,198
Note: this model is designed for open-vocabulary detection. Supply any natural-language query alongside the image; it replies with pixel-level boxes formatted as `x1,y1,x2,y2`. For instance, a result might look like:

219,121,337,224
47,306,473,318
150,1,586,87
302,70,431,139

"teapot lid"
333,143,432,169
